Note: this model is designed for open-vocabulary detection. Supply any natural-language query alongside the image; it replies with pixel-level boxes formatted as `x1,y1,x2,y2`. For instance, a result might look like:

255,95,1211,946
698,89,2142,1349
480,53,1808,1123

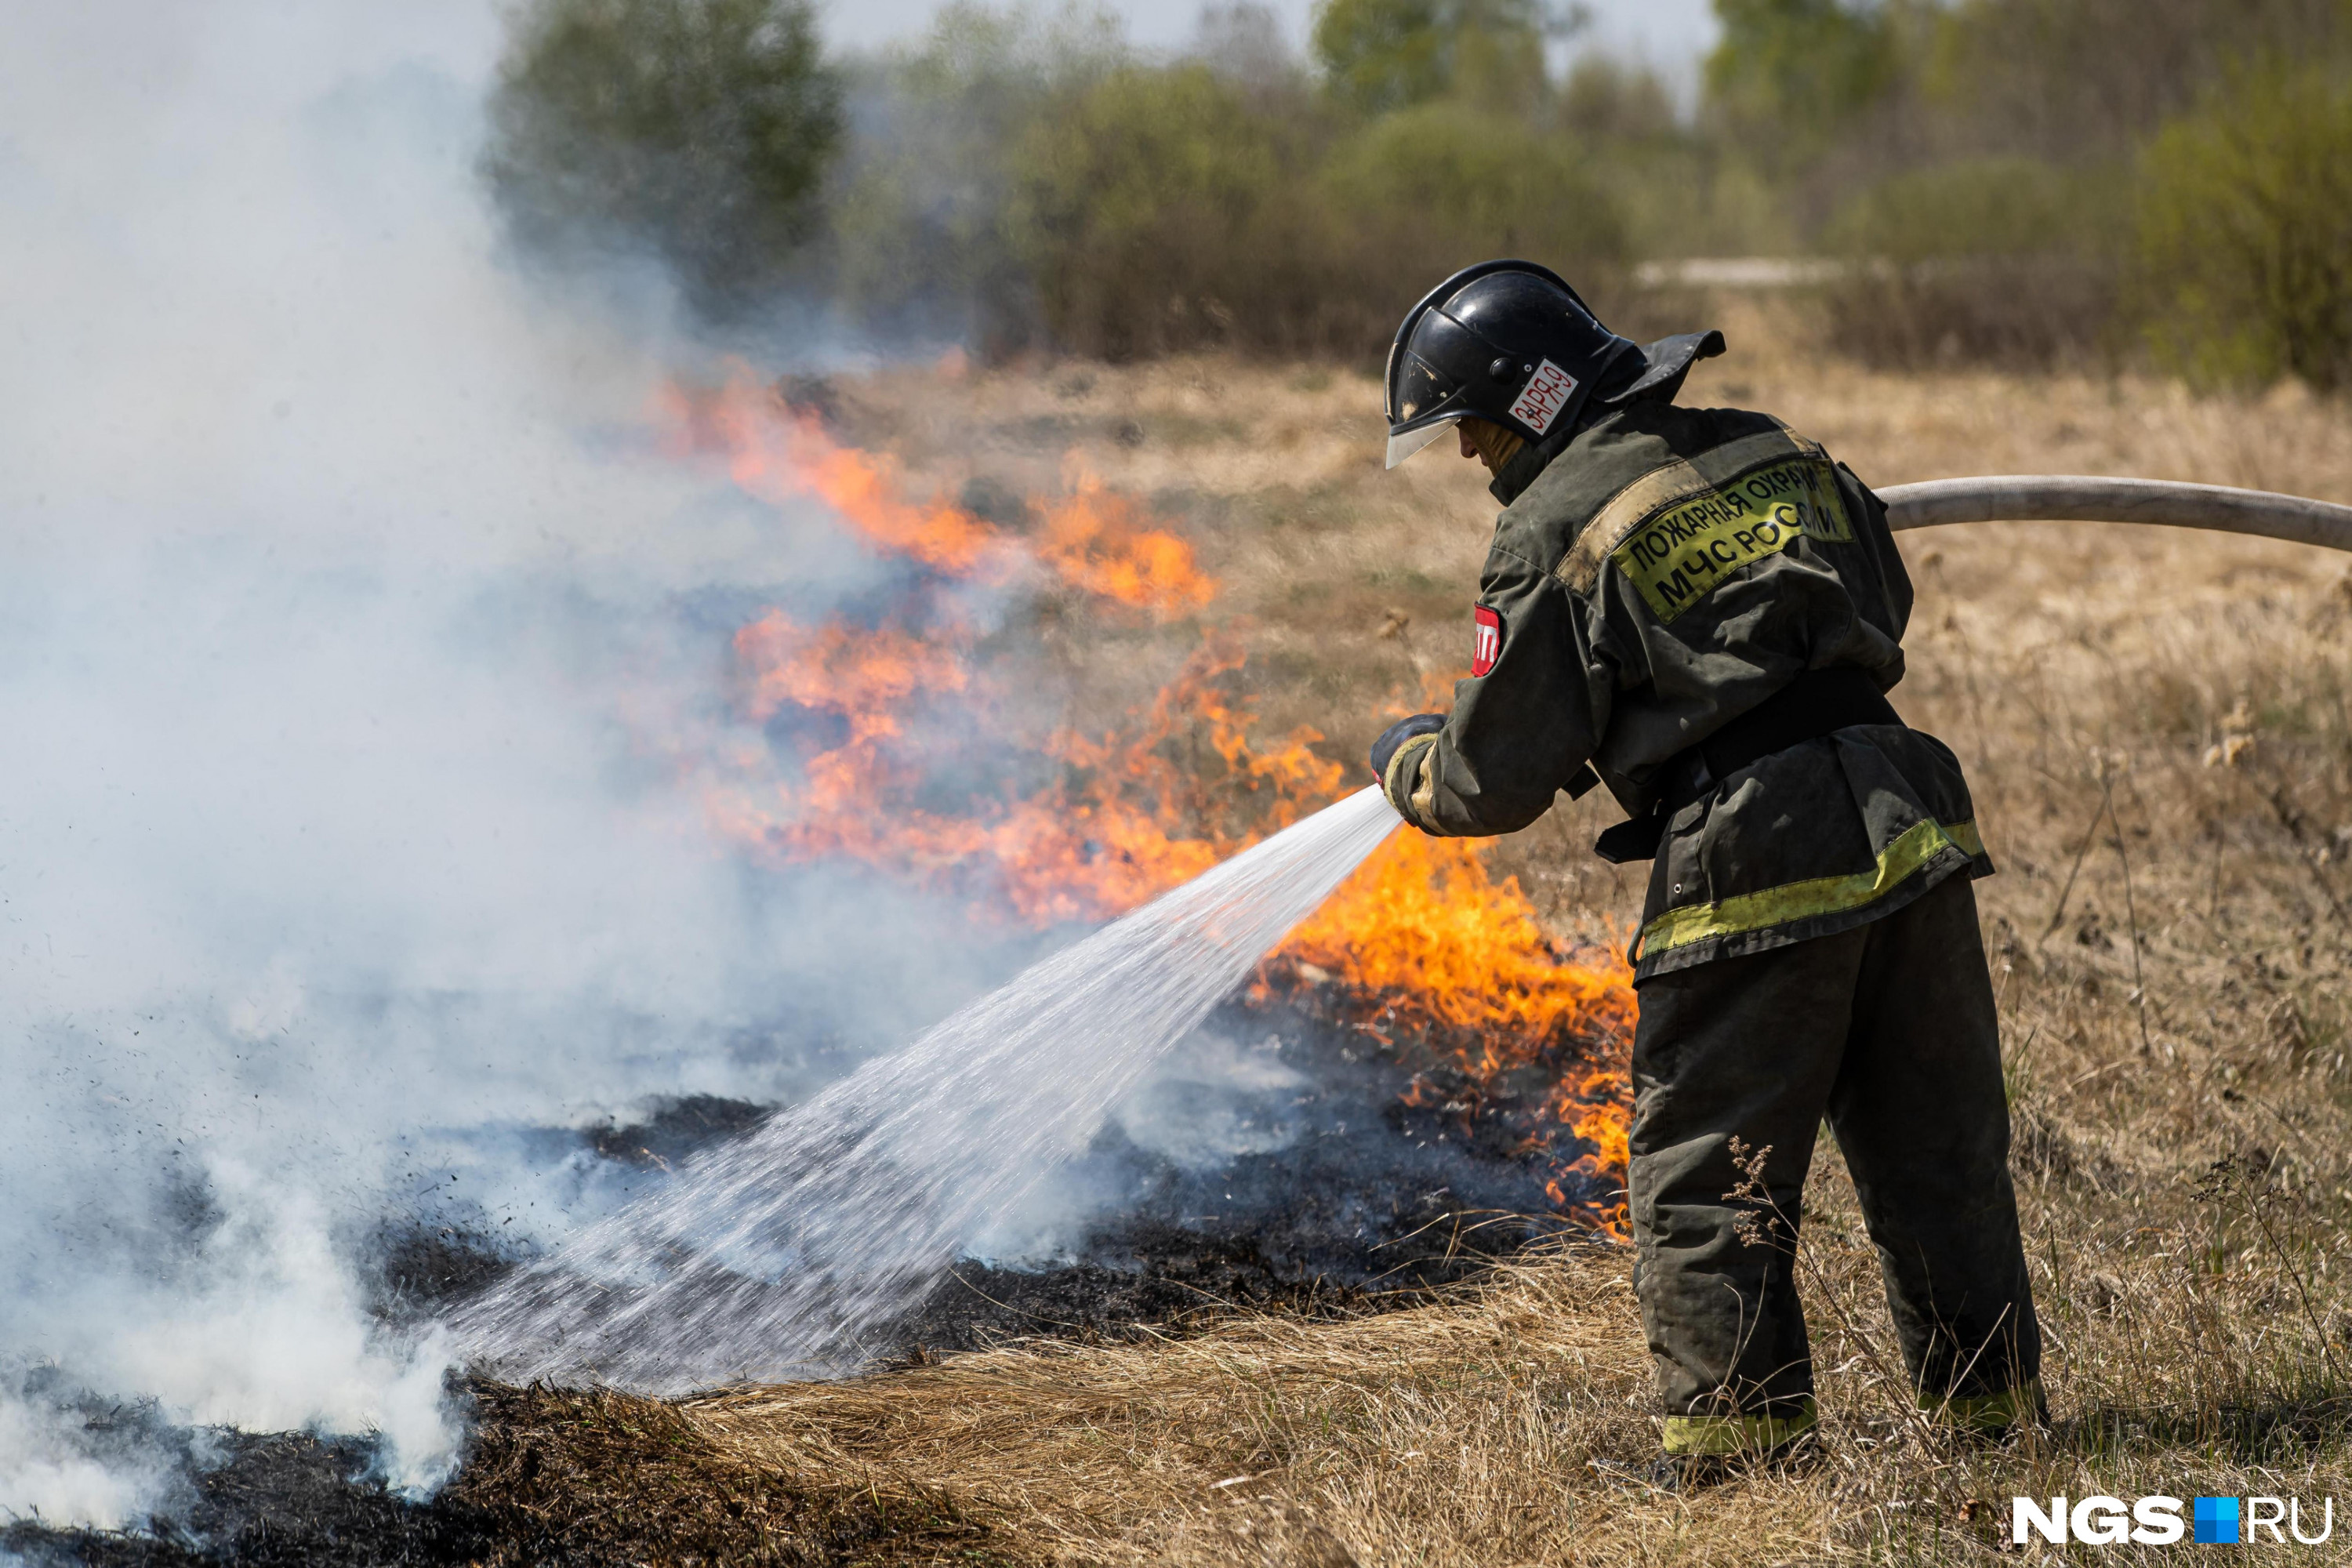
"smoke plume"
0,0,1010,1523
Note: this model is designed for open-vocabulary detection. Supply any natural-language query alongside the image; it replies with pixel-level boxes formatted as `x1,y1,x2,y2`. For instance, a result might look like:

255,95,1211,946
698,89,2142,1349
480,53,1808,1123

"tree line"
484,0,2352,387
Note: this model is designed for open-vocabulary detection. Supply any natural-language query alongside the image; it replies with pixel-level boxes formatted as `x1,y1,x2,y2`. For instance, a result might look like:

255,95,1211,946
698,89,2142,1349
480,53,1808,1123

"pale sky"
818,0,1722,100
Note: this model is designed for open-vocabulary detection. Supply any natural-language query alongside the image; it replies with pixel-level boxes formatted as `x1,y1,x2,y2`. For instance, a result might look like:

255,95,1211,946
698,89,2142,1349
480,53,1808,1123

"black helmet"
1383,260,1640,469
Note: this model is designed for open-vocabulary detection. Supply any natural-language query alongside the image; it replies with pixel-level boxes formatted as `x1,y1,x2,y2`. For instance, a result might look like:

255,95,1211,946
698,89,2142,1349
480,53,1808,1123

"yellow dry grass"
688,1252,1834,1566
615,303,2352,1563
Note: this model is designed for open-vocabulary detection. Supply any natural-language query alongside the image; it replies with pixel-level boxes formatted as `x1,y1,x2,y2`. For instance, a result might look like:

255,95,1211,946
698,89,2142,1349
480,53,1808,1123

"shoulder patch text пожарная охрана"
1611,456,1855,622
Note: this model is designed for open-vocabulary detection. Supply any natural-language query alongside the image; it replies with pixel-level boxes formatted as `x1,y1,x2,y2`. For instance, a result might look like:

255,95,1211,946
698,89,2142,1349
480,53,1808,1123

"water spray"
456,786,1403,1393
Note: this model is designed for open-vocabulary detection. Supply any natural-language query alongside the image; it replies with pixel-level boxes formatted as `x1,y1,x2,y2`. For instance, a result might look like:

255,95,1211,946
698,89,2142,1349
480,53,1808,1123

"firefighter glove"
1370,713,1446,782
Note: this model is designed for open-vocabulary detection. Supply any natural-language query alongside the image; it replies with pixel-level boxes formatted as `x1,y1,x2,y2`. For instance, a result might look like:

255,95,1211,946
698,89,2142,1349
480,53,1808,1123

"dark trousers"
1628,876,2040,1450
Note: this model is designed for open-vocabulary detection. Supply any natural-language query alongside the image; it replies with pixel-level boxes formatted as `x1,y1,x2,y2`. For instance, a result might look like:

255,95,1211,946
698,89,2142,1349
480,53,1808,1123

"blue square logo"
2194,1496,2241,1544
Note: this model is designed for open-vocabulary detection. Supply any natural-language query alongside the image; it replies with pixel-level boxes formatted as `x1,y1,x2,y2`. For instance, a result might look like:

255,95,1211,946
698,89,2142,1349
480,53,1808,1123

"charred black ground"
14,991,1617,1566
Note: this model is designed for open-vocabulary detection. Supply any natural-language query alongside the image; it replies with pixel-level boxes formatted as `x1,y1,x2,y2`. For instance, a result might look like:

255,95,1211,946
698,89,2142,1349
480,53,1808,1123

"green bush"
2134,62,2352,390
1822,155,2115,263
484,0,841,313
1815,156,2125,367
1319,100,1627,278
1004,63,1312,357
478,0,1678,358
470,0,2352,379
992,64,1632,360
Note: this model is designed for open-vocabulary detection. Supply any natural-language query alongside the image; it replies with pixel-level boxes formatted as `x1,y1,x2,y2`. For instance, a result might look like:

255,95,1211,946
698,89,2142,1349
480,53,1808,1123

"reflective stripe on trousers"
1638,817,1985,958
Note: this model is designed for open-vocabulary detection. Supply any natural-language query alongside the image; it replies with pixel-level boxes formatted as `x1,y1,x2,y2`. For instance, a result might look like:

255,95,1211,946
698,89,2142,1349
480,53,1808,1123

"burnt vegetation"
9,993,1608,1566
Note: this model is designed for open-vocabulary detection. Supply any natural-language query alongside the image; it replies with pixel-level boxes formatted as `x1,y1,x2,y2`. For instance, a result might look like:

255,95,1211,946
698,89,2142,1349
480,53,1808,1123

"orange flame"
670,372,1633,1235
1032,477,1218,614
736,614,970,729
663,365,1216,615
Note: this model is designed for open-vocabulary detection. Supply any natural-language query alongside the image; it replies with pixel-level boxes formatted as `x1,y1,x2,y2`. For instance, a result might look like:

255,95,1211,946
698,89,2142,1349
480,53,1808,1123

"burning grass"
423,310,2352,1564
672,368,1637,1227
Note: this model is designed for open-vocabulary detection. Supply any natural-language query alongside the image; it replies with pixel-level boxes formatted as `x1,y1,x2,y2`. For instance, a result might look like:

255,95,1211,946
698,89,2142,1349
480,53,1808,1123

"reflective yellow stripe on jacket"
1639,818,1984,958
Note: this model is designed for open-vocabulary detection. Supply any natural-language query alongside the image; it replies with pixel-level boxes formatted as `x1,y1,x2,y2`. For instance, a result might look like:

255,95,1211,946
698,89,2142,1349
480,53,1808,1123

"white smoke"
0,0,1007,1525
454,788,1399,1392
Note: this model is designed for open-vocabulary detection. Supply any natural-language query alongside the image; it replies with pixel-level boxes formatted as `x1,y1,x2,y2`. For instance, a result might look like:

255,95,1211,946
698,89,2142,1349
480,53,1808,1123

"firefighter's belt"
1592,666,1903,865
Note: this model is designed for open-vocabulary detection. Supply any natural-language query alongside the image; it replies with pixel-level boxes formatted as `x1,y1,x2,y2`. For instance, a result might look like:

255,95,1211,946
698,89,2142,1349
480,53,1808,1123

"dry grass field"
452,304,2352,1564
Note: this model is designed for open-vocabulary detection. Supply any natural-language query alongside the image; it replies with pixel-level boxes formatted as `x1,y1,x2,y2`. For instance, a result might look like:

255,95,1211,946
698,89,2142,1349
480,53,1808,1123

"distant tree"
484,0,842,312
1704,0,1896,165
1192,3,1302,94
1558,56,1679,143
1310,0,1569,118
1005,62,1300,355
1919,0,2346,159
825,3,1127,348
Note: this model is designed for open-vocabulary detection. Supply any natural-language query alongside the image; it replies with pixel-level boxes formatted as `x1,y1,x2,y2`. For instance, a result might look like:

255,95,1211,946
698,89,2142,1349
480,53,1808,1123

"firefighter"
1370,260,2040,1483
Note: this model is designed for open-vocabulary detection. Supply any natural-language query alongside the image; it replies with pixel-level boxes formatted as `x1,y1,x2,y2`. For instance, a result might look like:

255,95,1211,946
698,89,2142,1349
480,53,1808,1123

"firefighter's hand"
1370,713,1446,782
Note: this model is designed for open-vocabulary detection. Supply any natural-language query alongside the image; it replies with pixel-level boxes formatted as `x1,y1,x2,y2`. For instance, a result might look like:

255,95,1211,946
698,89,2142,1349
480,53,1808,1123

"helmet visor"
1384,419,1457,470
1386,343,1465,430
1384,339,1471,470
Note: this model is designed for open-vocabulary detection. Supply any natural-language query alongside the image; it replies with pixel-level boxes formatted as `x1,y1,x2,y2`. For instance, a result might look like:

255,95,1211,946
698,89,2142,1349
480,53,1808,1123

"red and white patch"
1507,358,1579,437
1471,604,1503,676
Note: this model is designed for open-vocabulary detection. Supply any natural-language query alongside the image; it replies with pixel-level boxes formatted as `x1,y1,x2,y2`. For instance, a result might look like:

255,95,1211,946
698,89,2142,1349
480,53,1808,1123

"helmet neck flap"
1485,327,1730,506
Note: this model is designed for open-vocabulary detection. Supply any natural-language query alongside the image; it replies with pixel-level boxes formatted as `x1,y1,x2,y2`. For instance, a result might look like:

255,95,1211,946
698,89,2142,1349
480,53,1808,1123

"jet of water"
453,786,1403,1392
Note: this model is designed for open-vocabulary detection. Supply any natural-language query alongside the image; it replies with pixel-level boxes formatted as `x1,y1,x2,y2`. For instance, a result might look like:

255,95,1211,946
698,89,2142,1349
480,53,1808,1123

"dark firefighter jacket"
1380,399,1993,982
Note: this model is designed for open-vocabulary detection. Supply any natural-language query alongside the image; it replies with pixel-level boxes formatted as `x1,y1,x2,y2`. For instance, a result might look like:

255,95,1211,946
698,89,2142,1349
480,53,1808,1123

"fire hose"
1878,474,2352,553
